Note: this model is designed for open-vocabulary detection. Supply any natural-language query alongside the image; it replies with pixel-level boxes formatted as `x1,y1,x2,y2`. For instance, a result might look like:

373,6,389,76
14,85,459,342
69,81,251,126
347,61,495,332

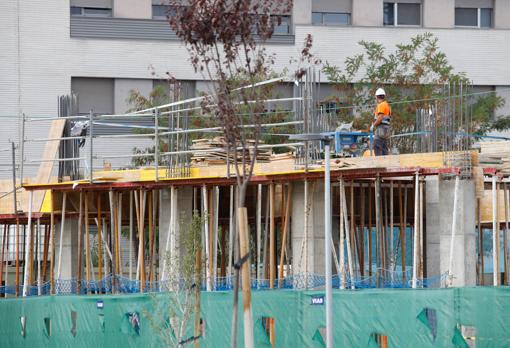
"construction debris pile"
190,137,272,165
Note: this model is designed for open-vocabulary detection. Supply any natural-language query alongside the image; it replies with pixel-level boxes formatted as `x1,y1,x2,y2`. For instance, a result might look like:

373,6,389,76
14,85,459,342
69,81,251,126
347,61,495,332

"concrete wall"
114,78,153,114
426,178,477,287
495,0,510,29
113,0,151,19
158,187,193,280
352,0,383,26
55,219,79,280
291,181,326,275
312,0,352,13
424,0,454,28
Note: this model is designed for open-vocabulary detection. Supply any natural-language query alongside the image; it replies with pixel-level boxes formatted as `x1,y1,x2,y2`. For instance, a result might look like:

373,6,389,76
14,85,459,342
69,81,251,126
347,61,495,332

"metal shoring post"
89,110,93,183
492,174,499,286
20,113,25,185
154,109,159,181
323,138,333,348
12,142,18,214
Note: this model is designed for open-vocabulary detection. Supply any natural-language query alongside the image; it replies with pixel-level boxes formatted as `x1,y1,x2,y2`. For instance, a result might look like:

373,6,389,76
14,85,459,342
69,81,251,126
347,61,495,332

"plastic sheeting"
0,287,509,347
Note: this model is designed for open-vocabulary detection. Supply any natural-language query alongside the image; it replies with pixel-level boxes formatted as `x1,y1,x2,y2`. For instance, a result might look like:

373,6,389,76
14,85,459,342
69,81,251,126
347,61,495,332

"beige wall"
113,0,151,19
424,0,454,28
312,0,352,13
293,0,312,24
352,0,383,26
495,0,510,29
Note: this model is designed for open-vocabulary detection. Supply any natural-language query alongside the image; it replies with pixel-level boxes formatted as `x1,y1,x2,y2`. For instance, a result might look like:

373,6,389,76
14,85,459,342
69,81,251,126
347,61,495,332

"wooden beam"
213,186,219,288
341,178,355,289
375,178,382,286
15,217,19,297
97,193,103,281
202,185,211,291
117,192,123,278
228,185,234,278
339,180,346,289
138,189,146,292
22,191,33,297
148,190,154,285
419,179,424,280
0,224,6,291
85,192,91,294
256,184,262,285
504,183,509,285
368,182,373,277
278,184,292,286
398,183,406,282
390,181,394,271
76,191,83,295
412,174,419,289
56,192,67,280
3,225,9,295
42,223,49,282
49,190,55,294
478,198,483,285
129,191,133,280
360,184,365,276
269,183,275,289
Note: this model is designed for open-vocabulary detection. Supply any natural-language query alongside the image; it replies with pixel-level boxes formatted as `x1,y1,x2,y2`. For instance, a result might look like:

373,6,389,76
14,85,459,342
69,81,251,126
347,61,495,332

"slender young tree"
167,1,293,347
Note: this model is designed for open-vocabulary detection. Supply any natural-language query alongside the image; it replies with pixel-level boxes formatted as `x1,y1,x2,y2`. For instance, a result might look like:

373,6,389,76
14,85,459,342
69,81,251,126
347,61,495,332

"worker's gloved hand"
369,124,374,132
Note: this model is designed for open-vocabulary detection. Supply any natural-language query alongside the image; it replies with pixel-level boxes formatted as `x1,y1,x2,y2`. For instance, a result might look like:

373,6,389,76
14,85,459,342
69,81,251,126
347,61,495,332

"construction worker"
370,88,391,156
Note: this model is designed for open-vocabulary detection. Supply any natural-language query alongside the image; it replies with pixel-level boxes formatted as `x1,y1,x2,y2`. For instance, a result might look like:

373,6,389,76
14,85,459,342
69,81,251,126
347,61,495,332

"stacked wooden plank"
190,137,272,165
478,141,510,174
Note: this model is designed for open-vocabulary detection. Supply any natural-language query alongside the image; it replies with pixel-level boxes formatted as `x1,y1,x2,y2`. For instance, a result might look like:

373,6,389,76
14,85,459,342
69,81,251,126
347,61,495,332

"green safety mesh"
0,287,509,347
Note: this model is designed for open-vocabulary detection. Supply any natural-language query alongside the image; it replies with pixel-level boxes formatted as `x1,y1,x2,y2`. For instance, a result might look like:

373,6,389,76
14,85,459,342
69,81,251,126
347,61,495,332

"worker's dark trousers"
374,137,389,156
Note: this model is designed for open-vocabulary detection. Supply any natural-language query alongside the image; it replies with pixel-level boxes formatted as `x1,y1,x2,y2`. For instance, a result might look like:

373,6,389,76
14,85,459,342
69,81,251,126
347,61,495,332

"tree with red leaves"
167,1,293,347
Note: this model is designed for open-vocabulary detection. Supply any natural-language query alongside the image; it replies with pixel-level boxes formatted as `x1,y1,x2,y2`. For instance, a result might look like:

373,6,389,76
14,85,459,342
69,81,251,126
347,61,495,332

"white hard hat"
375,88,386,96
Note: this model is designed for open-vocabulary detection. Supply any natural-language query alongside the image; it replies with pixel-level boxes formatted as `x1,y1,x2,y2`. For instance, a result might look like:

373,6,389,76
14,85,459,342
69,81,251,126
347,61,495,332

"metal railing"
20,79,305,184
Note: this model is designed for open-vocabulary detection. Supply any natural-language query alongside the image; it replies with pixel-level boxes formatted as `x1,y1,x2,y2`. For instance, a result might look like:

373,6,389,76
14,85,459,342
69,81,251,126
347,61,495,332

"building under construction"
0,76,509,347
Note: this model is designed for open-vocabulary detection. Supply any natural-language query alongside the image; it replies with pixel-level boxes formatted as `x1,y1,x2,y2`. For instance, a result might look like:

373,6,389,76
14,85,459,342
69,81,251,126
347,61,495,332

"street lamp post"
289,133,334,348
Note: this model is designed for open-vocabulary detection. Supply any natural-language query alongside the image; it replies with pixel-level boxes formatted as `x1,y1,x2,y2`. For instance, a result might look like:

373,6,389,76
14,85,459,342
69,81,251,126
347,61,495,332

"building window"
273,15,292,35
312,12,351,26
383,3,421,26
70,6,112,17
152,5,173,20
455,8,492,28
252,15,292,35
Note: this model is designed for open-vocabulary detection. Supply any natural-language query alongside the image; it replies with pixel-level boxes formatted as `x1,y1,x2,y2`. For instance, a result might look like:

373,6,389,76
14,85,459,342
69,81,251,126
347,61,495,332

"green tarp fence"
0,287,509,347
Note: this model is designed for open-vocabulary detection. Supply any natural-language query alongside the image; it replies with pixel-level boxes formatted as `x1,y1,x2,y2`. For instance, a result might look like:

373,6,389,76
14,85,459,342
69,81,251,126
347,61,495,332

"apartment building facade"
1,0,510,176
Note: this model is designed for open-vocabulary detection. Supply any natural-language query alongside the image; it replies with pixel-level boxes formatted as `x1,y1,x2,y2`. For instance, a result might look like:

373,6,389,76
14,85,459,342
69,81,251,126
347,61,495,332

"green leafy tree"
322,33,506,152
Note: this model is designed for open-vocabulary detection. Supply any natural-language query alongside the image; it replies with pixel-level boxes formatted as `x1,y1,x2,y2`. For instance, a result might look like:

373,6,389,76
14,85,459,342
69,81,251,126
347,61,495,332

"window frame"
311,12,351,26
455,7,493,28
152,4,170,20
70,6,112,18
383,2,422,27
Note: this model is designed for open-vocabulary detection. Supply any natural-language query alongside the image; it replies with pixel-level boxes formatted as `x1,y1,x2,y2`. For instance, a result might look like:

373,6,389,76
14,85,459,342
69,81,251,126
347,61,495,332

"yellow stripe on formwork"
40,190,52,213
